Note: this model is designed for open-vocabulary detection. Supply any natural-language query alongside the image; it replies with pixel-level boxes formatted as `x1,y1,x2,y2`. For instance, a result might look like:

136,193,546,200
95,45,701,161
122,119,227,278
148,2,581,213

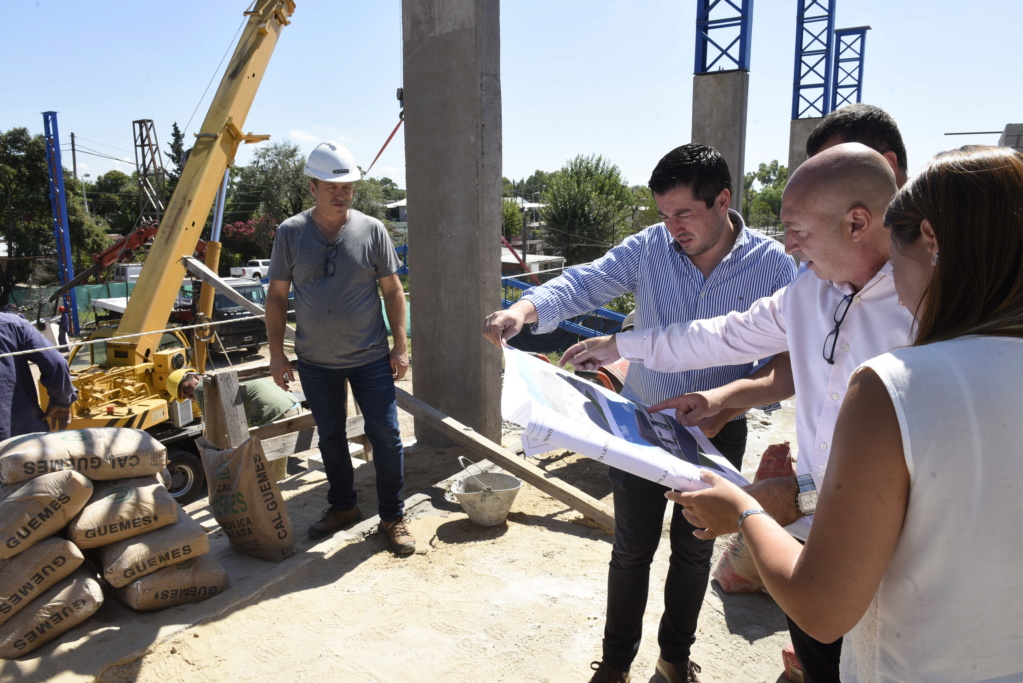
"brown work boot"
655,656,702,683
588,660,631,683
380,516,416,554
308,505,362,539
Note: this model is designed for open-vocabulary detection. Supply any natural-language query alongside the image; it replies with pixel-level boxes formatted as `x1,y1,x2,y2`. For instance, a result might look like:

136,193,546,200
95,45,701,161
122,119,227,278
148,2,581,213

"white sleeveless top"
841,336,1023,682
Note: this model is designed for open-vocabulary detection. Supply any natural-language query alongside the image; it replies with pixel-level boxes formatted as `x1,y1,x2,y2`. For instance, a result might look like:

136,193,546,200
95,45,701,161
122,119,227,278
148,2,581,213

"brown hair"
885,145,1023,344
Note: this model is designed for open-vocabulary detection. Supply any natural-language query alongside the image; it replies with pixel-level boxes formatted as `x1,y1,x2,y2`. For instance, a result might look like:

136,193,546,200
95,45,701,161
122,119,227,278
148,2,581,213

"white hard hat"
304,142,362,183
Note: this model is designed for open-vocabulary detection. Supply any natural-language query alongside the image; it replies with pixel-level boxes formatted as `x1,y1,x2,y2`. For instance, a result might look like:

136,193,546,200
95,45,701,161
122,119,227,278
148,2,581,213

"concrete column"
402,0,502,444
691,71,749,211
788,117,822,175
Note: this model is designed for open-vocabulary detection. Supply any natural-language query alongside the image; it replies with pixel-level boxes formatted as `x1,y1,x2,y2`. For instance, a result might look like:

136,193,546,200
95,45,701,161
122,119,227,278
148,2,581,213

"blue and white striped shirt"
523,210,797,407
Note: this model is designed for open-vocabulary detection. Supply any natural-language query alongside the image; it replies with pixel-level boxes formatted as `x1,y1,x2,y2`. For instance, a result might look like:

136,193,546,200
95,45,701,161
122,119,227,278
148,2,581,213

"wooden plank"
202,372,249,449
230,357,296,383
394,387,615,531
252,415,367,462
261,428,317,462
248,412,317,441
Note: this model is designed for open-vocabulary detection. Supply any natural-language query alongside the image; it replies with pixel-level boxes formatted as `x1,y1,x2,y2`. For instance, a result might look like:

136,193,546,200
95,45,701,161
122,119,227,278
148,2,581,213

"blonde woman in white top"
672,145,1023,682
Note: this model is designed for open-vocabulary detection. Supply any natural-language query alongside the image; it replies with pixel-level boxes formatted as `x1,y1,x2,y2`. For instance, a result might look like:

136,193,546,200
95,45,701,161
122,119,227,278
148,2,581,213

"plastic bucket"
451,457,522,526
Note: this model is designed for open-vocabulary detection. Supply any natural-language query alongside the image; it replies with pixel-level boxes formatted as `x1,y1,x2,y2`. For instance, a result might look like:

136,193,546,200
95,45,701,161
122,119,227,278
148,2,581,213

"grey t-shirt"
268,208,401,368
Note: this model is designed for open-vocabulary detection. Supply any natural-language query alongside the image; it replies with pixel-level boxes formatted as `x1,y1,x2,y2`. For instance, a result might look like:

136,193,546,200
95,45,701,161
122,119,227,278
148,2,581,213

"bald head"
781,143,899,289
787,143,897,221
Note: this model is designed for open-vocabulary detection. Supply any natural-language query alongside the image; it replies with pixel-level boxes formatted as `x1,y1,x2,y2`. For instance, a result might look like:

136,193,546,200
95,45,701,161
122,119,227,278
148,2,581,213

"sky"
5,0,1021,193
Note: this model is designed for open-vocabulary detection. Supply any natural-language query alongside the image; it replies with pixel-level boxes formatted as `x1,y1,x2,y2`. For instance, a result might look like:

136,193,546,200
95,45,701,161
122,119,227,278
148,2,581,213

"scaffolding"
132,119,167,226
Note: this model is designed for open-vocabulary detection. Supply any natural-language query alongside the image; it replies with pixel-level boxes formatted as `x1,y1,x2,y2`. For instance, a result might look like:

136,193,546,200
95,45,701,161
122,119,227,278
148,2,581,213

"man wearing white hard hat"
265,141,414,554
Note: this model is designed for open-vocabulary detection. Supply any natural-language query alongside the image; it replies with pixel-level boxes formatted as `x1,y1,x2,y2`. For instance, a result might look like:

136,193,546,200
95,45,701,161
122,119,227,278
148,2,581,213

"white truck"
230,259,271,280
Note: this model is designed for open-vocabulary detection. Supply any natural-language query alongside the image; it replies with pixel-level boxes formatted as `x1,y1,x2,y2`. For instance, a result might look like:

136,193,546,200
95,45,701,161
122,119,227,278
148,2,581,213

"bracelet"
737,508,772,530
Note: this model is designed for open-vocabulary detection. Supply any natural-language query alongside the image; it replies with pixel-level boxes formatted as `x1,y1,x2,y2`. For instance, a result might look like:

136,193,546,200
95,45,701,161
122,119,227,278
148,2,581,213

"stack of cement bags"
0,428,227,659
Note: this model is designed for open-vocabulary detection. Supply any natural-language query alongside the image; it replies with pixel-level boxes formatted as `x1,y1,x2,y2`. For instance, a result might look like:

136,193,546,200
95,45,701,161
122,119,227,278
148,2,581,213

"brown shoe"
308,506,362,539
655,657,701,683
380,516,416,554
588,660,630,683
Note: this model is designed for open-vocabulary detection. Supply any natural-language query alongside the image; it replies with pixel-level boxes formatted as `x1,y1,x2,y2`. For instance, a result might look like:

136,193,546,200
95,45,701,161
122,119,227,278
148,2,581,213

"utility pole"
70,132,78,180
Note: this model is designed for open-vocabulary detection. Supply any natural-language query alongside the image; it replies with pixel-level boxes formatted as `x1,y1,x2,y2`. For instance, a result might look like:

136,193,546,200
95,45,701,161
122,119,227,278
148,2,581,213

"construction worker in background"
0,312,77,440
167,369,301,481
57,305,70,353
264,141,414,555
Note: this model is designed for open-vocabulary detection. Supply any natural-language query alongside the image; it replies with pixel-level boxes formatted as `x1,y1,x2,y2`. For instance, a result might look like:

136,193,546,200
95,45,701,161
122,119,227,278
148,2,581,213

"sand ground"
4,370,799,683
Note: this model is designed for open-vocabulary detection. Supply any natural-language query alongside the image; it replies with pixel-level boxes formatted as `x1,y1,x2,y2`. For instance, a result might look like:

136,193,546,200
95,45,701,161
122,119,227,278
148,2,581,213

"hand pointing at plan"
558,334,621,372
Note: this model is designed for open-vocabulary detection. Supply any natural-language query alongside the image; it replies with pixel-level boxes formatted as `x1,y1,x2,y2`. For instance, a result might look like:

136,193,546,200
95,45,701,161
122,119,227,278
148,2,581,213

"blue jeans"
298,356,406,521
602,418,747,671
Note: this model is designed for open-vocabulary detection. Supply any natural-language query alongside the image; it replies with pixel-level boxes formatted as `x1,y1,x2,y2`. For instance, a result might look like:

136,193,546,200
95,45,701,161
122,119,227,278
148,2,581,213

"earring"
932,253,939,265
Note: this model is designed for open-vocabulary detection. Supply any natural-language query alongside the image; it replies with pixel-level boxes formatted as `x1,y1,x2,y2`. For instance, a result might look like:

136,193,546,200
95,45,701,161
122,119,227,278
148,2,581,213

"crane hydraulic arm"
107,0,294,368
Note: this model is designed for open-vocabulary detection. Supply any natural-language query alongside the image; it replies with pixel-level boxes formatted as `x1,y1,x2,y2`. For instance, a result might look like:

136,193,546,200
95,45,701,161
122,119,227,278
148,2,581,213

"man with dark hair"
806,103,908,187
484,144,796,683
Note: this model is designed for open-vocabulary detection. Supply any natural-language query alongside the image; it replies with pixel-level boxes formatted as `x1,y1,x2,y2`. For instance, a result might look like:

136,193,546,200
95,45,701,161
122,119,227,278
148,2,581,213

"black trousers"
786,614,842,683
602,418,748,671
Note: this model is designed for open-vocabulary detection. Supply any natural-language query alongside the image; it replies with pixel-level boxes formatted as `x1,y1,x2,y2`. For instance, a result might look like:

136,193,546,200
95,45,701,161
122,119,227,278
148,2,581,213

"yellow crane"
53,0,295,502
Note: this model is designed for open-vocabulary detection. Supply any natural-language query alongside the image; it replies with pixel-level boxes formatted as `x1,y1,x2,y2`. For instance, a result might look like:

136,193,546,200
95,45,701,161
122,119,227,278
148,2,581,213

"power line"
72,148,134,165
183,16,247,138
71,136,133,154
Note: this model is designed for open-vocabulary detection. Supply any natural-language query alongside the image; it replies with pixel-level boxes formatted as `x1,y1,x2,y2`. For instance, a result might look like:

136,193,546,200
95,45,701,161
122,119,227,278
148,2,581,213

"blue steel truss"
831,27,870,111
791,0,836,119
42,112,80,334
694,0,754,74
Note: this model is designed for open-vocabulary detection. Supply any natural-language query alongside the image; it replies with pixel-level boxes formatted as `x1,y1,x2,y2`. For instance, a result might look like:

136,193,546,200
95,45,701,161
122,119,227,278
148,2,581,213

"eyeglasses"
822,294,854,365
324,244,338,278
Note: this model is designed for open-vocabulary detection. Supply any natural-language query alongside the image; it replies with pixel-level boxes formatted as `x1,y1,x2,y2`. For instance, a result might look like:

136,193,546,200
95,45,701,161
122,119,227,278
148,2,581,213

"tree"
630,185,659,233
502,198,523,238
165,122,186,196
88,170,137,233
221,214,277,262
503,169,554,200
742,160,787,229
0,128,55,302
226,140,308,226
0,127,111,304
351,175,388,223
540,155,633,265
377,177,405,203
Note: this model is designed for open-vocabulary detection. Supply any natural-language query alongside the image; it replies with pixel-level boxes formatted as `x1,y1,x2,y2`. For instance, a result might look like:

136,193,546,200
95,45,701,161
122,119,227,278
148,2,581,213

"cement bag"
712,534,765,593
754,442,794,482
713,443,796,594
197,436,295,562
0,428,167,484
0,538,84,626
66,476,179,549
110,555,228,611
94,506,209,588
0,570,103,659
0,471,92,560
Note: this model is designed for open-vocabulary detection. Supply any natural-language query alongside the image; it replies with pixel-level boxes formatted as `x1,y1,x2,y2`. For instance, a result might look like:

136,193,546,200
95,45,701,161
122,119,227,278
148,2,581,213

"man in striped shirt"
483,144,795,683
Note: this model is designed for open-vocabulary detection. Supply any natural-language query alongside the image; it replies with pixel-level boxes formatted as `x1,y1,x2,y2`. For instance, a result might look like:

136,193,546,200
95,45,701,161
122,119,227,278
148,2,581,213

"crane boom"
108,0,294,367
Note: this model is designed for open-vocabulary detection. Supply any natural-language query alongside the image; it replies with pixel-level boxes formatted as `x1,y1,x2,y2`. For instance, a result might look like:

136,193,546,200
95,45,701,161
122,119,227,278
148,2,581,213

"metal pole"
211,169,229,242
70,132,77,180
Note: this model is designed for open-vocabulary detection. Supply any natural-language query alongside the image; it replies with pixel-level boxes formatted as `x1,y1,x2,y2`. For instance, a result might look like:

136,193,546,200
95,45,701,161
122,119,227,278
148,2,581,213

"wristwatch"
795,473,818,515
